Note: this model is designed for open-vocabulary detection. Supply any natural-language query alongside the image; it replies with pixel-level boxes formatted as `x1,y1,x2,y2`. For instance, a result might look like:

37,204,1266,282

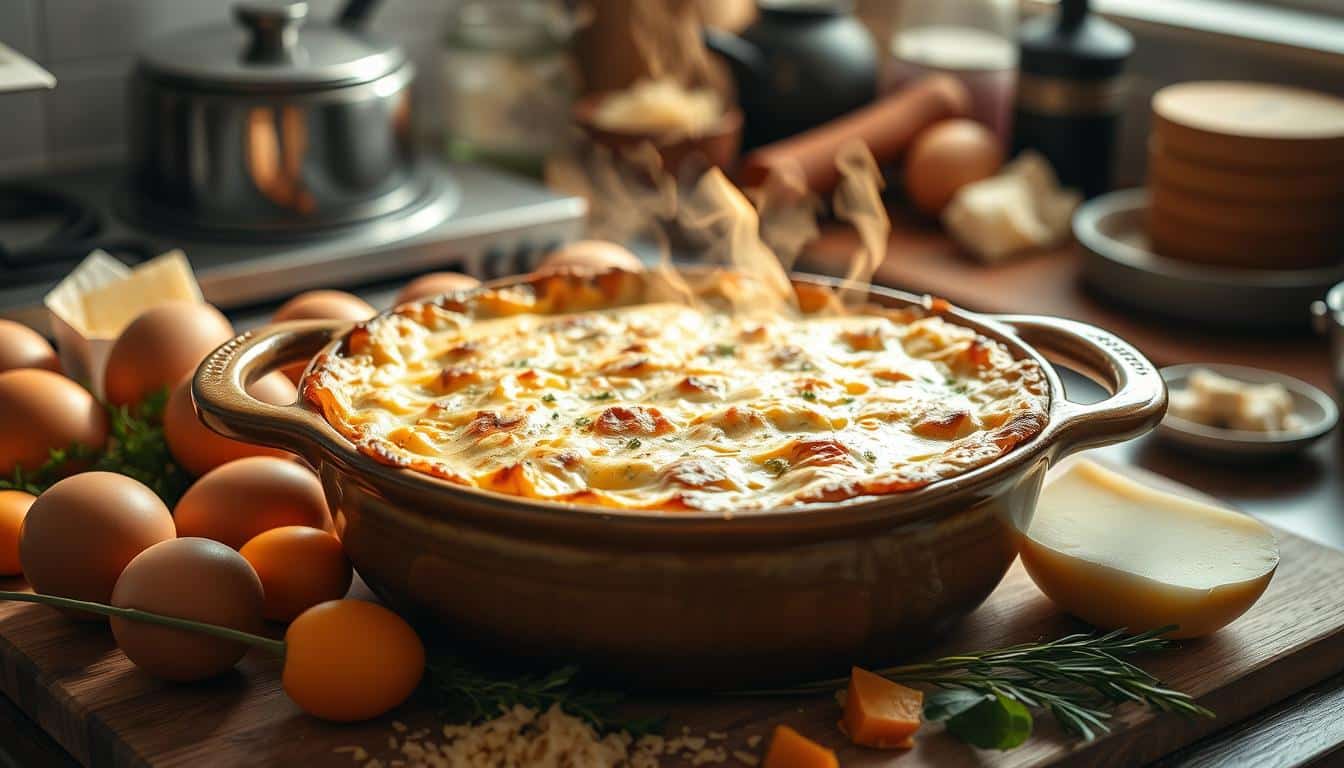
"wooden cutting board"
1,516,1343,768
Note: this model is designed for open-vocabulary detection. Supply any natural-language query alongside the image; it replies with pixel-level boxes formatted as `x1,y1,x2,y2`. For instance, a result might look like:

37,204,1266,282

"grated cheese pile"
336,706,762,768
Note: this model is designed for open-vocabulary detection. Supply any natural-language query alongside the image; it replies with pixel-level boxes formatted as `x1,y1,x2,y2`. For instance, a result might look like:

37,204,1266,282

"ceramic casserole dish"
193,268,1166,688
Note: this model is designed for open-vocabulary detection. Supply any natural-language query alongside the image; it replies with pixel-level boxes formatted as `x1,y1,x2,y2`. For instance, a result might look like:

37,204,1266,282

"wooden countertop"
2,217,1343,767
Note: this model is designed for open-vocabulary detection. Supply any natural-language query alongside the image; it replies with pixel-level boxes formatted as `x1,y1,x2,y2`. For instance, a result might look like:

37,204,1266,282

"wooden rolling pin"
738,74,971,194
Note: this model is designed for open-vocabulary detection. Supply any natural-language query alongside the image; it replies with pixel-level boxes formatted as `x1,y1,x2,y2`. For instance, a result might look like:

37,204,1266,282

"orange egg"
19,472,176,618
164,371,296,477
536,240,644,274
904,118,1003,217
103,302,236,407
111,537,265,682
0,490,35,575
174,457,331,549
282,599,425,722
395,272,481,305
0,369,109,475
272,291,376,382
0,320,60,374
240,526,353,622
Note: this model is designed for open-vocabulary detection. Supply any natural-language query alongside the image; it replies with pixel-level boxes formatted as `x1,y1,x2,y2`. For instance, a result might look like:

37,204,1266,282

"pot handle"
193,320,348,465
995,314,1168,457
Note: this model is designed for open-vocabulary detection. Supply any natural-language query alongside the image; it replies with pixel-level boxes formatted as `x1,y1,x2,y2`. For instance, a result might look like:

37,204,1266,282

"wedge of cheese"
1020,460,1278,638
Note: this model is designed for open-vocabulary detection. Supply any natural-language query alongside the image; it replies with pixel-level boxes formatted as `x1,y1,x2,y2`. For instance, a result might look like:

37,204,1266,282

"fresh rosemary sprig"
0,387,191,506
429,655,664,737
741,626,1214,750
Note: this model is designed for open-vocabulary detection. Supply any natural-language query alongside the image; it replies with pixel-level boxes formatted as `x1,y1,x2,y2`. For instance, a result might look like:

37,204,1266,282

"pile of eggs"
0,243,637,715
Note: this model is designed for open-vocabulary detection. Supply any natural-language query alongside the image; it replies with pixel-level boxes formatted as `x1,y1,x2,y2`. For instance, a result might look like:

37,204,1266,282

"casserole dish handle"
995,315,1167,458
193,320,347,465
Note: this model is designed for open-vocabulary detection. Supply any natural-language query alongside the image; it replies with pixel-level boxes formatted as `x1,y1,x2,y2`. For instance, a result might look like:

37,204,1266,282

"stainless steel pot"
125,0,422,239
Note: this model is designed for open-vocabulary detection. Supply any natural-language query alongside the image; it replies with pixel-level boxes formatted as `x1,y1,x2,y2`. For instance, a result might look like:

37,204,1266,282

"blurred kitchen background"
0,0,1339,184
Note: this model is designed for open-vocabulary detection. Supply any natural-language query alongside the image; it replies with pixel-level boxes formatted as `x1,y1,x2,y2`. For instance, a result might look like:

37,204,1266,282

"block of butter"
1020,460,1278,638
44,250,202,397
942,151,1081,263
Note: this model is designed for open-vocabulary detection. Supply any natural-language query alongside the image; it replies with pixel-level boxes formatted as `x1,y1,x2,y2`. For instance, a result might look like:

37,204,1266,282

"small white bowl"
1158,363,1338,460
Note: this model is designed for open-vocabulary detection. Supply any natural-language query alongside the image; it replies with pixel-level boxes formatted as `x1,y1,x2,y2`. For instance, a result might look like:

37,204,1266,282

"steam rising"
679,169,797,317
832,140,890,307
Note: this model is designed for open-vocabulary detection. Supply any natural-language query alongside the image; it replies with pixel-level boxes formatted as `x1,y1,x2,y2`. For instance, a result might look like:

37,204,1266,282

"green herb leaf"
945,694,1033,750
575,416,592,428
924,688,992,722
799,390,817,401
626,438,642,450
541,393,556,404
763,458,789,476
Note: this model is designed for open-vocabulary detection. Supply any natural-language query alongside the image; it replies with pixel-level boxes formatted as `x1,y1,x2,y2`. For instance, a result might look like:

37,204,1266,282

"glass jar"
442,0,577,176
886,0,1018,147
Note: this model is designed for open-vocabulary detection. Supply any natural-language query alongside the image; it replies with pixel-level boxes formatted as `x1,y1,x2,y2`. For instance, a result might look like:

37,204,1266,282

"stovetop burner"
0,183,155,281
0,162,586,330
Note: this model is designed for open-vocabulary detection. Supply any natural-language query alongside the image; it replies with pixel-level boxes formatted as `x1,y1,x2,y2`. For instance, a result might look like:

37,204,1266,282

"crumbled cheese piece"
943,151,1080,263
354,706,735,767
334,746,369,762
1168,368,1304,432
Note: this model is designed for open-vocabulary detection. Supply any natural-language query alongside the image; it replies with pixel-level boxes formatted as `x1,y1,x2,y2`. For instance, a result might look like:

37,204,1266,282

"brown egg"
0,490,35,575
19,472,176,619
0,369,109,475
111,537,264,682
272,291,376,382
395,272,481,305
174,456,332,549
536,240,645,274
0,320,60,374
164,371,296,477
272,290,375,323
104,302,235,407
904,119,1004,217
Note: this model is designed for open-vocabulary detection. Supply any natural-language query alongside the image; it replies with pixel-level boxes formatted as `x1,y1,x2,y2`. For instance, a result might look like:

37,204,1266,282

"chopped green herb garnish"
764,457,789,476
713,343,736,357
863,450,878,462
574,416,592,427
626,438,642,450
541,392,556,404
800,390,817,401
585,391,615,401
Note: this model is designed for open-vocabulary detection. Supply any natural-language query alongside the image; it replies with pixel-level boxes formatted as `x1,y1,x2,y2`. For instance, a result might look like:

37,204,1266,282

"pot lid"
136,1,406,91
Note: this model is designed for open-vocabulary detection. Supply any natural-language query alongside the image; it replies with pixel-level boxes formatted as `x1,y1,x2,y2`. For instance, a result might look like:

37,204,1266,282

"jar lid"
1018,12,1132,81
136,1,406,91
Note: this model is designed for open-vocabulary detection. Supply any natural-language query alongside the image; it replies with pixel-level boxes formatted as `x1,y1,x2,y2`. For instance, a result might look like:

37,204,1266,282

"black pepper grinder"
1013,0,1133,199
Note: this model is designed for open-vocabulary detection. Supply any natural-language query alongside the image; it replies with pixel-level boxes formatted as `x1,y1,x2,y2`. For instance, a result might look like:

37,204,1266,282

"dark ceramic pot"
194,269,1165,689
705,0,878,150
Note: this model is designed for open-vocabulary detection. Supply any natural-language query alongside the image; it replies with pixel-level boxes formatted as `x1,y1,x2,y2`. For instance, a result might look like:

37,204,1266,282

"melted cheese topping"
305,289,1049,514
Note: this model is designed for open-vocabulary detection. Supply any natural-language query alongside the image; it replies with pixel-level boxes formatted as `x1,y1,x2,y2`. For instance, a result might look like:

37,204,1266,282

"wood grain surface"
1,520,1343,767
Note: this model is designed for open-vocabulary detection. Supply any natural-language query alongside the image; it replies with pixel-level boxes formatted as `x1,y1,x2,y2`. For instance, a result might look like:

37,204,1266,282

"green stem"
0,591,287,657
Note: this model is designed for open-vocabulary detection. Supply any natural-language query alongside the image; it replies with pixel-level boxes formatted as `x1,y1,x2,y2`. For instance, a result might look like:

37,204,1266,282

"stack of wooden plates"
1147,81,1344,270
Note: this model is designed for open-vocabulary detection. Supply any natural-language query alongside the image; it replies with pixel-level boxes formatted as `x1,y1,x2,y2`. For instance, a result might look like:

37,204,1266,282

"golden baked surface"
304,273,1049,513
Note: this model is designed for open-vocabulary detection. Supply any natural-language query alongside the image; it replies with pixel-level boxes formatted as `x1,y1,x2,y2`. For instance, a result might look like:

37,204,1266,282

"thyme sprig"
741,626,1212,748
